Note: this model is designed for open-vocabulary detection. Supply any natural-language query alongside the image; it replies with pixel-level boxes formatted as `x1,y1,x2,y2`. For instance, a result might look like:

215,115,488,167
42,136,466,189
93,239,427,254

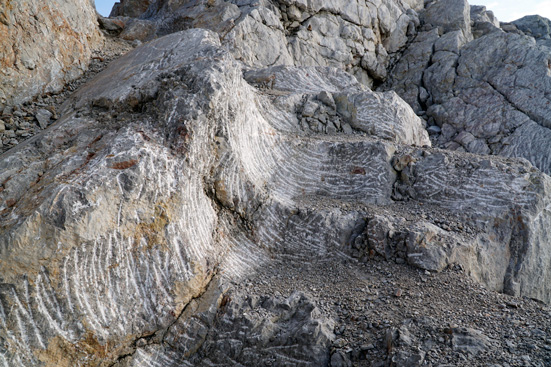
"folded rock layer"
2,0,551,366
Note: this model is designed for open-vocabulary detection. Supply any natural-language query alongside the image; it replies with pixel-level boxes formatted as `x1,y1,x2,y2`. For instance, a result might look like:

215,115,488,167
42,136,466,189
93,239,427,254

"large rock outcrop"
0,28,383,366
3,0,551,365
105,0,423,87
0,0,103,109
2,25,551,365
384,0,551,177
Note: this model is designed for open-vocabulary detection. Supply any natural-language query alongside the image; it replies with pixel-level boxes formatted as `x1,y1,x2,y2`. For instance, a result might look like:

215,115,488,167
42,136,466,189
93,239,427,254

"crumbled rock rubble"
0,36,134,154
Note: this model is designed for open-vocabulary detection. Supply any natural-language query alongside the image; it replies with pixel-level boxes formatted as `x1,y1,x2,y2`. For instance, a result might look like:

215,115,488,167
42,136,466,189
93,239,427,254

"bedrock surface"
1,28,551,366
0,0,102,109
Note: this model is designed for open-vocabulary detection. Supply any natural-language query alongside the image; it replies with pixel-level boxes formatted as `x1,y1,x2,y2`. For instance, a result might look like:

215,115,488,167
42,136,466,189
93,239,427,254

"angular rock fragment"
392,350,426,366
452,327,491,355
35,108,52,129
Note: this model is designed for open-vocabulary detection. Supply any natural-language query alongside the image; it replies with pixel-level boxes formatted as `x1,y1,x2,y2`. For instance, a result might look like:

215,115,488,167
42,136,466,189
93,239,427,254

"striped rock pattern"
0,28,407,366
392,150,551,300
2,18,551,367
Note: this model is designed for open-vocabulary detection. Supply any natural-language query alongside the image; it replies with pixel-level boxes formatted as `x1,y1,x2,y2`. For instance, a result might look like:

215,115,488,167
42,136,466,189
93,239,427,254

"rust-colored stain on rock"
350,167,366,175
110,159,138,169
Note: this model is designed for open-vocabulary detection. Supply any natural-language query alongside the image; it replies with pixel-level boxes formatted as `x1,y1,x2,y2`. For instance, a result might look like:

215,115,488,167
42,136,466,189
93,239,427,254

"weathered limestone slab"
105,0,424,87
0,0,102,108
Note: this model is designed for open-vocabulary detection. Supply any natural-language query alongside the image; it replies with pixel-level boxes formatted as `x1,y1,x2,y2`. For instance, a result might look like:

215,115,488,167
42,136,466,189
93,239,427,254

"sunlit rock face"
104,0,424,87
3,0,551,366
0,0,102,108
0,28,403,366
2,26,551,366
383,1,551,176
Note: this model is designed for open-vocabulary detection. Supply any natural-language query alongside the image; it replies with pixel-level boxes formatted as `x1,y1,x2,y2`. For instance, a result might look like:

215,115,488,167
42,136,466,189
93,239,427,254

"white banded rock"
334,91,430,146
243,66,430,145
3,3,551,366
0,28,427,365
392,150,551,301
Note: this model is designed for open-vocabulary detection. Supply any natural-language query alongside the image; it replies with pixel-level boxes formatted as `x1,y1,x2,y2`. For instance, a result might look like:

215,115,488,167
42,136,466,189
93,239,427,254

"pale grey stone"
5,2,551,366
334,90,431,146
104,0,425,86
452,328,490,355
1,29,441,365
385,2,551,176
35,109,52,129
513,15,551,40
383,29,440,113
422,0,472,38
0,0,102,108
471,5,500,29
471,6,501,39
394,150,551,300
317,91,336,109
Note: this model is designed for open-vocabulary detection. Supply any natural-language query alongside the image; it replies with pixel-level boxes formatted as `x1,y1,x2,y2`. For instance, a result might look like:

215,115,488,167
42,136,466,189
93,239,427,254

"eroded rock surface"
2,0,551,366
105,0,424,87
0,28,398,366
383,1,551,177
0,36,134,154
2,25,551,366
0,0,103,108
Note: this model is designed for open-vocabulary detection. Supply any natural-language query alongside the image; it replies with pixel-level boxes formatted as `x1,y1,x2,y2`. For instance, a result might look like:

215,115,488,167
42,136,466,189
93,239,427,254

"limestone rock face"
106,0,424,87
393,150,551,300
0,28,409,366
422,0,471,36
513,15,551,47
3,24,551,365
384,1,551,176
110,0,152,18
4,0,551,365
0,0,103,108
